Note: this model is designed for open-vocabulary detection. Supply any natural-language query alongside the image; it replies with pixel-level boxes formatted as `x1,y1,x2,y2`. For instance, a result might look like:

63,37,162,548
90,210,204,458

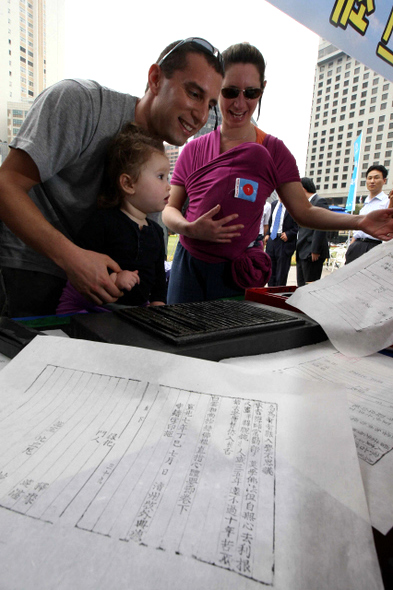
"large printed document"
0,336,382,589
222,342,393,534
287,240,393,356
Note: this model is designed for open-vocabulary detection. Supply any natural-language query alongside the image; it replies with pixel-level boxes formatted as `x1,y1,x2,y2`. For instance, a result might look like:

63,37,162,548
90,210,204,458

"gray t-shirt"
1,79,137,277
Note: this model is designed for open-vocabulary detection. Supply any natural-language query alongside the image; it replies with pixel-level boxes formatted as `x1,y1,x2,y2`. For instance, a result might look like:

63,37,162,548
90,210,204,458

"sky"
63,0,320,174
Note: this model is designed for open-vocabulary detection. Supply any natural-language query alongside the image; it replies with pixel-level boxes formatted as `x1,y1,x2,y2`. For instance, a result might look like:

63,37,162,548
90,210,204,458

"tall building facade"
0,0,64,152
164,144,180,176
305,38,393,206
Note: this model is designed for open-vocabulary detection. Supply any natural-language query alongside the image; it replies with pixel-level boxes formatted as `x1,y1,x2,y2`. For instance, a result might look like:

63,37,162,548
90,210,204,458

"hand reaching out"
358,208,393,241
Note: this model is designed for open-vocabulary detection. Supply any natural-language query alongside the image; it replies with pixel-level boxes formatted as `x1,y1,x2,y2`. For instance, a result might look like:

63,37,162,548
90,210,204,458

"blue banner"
265,1,393,81
345,133,362,213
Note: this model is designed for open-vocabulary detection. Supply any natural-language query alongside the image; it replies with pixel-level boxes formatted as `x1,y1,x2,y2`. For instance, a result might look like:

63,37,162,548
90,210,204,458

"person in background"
296,177,329,286
57,124,170,315
0,38,223,317
253,198,272,249
261,199,272,243
346,165,389,264
163,42,393,305
265,197,298,286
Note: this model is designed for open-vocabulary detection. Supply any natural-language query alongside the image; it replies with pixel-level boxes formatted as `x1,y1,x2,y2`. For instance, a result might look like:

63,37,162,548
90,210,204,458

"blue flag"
345,133,362,213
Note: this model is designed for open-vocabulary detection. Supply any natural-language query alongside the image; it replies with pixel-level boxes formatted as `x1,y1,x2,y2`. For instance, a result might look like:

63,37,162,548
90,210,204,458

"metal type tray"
116,300,305,345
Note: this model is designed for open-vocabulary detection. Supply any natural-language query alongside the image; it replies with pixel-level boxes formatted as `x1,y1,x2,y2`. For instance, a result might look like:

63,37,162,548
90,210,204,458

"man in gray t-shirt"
0,38,223,317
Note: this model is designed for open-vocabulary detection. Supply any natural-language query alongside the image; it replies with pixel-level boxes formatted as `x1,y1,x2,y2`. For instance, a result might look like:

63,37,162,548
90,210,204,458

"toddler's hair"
99,122,165,208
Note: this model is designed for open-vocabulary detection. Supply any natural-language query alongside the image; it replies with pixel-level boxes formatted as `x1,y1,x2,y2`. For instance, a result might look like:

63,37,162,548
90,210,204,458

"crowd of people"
1,37,393,318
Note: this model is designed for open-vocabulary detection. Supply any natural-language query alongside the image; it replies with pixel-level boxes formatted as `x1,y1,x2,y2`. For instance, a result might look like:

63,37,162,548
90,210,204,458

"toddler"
57,123,170,314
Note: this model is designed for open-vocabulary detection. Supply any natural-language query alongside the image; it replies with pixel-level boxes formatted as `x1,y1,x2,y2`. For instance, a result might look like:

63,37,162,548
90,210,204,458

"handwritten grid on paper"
0,365,277,585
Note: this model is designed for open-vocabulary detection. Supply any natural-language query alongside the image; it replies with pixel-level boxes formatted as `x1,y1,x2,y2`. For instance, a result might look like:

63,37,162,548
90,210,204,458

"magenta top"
171,127,300,263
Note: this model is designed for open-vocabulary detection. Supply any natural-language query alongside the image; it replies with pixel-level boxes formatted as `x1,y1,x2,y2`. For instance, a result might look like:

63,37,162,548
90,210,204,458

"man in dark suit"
296,178,330,287
265,198,298,286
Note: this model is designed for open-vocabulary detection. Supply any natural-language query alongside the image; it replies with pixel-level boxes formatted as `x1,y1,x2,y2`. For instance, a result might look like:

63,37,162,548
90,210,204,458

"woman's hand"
188,204,244,243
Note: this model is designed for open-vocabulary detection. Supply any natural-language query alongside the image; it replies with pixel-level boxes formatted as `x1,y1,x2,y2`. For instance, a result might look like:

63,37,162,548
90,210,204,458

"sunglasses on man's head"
221,87,263,100
157,37,223,68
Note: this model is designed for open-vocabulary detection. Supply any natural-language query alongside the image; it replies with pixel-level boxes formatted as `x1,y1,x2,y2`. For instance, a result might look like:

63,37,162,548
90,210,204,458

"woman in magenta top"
163,42,393,303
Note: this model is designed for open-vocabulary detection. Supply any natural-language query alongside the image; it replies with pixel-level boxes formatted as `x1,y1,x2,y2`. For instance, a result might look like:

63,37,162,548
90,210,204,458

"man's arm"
0,149,123,304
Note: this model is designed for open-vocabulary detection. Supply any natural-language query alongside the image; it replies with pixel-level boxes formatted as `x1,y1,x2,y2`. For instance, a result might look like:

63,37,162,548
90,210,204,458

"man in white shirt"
346,165,389,264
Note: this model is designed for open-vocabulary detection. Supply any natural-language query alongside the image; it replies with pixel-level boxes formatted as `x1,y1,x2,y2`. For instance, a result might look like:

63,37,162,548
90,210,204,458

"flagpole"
345,132,363,246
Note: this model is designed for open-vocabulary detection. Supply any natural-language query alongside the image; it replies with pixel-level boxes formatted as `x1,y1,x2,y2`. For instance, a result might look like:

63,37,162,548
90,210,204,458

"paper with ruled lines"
287,239,393,356
0,336,382,589
222,341,393,534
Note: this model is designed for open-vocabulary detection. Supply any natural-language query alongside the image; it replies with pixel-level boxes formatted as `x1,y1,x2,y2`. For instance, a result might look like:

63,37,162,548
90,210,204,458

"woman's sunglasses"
221,87,263,100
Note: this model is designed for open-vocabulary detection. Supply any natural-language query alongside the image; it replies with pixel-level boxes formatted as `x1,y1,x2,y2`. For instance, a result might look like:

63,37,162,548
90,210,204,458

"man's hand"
280,232,288,242
311,253,320,262
188,204,244,243
62,248,124,305
357,208,393,240
110,270,140,291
